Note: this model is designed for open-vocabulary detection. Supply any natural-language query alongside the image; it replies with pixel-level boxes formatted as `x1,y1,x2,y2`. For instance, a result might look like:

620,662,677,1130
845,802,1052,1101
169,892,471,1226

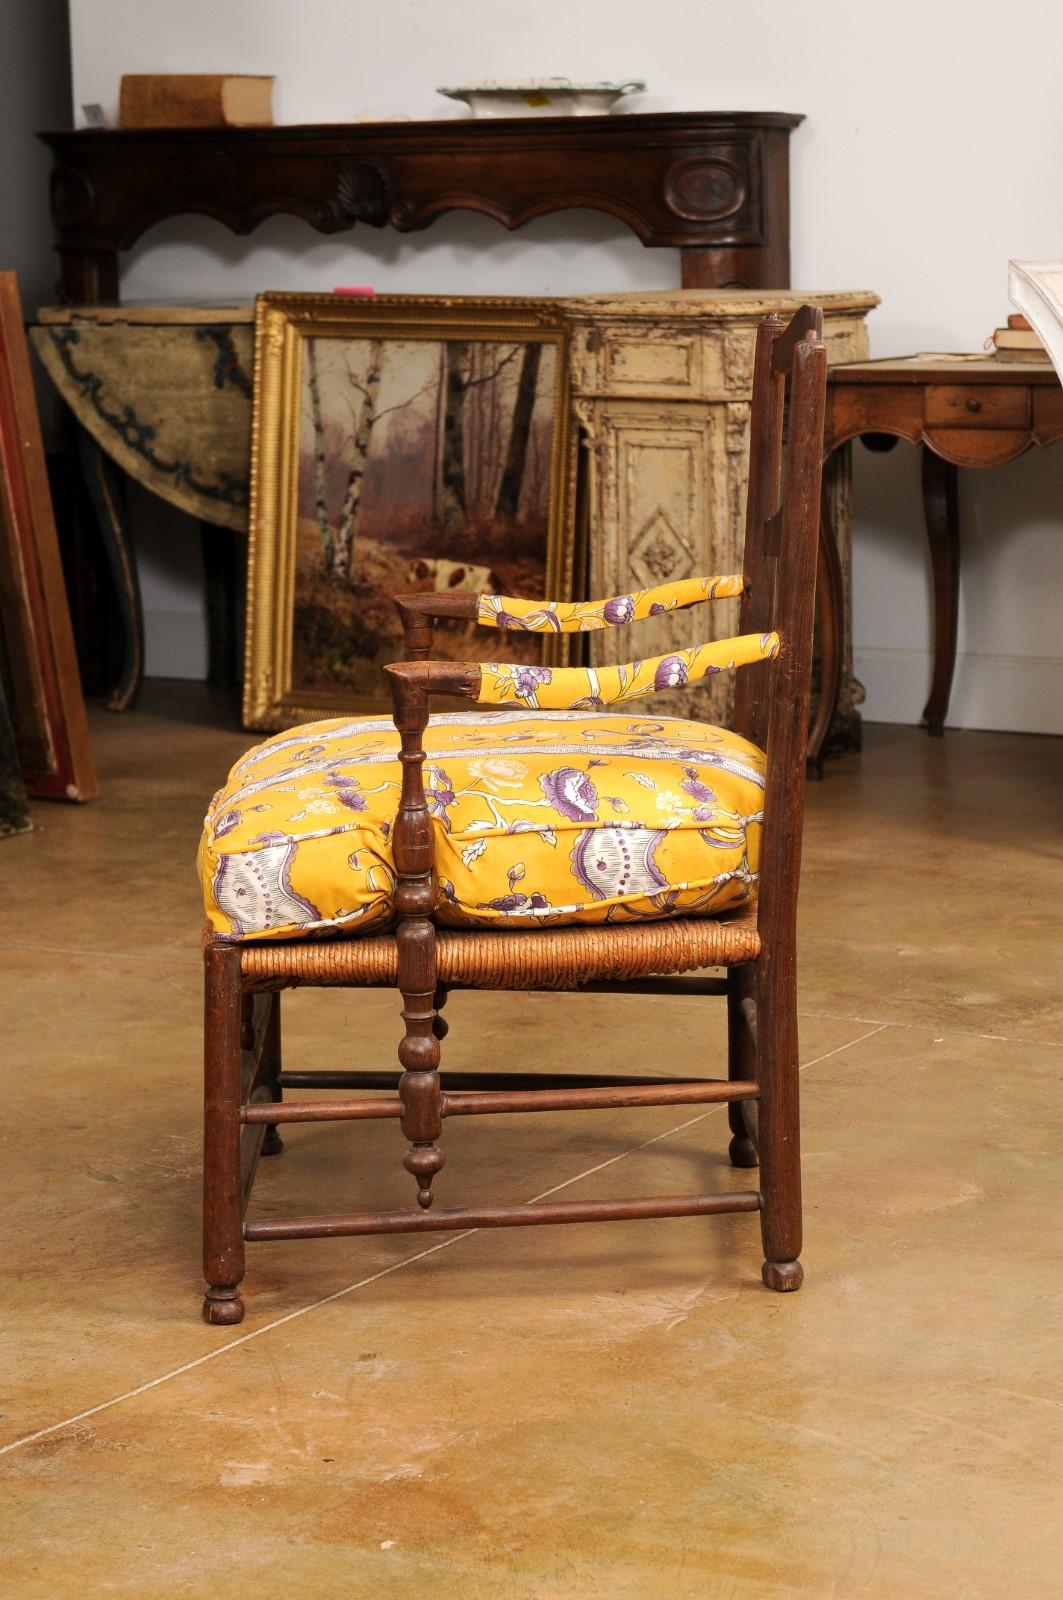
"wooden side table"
812,356,1063,762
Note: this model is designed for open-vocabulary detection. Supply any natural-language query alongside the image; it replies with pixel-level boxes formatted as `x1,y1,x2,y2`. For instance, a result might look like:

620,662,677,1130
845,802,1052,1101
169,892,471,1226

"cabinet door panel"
584,403,742,723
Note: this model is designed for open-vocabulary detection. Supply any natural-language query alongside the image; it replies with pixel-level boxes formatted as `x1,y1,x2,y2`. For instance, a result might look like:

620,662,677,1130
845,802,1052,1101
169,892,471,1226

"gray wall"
0,0,71,357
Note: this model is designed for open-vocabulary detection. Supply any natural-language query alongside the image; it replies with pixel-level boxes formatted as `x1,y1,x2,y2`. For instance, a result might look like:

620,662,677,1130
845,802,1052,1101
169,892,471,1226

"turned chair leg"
726,964,759,1168
756,960,803,1293
203,943,247,1324
396,932,445,1209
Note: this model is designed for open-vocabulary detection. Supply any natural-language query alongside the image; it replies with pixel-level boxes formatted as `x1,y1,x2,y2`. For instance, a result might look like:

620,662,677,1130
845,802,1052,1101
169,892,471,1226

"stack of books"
991,314,1051,363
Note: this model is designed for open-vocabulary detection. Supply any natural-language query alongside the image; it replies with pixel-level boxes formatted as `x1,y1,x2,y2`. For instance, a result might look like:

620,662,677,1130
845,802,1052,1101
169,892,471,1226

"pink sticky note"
333,285,376,297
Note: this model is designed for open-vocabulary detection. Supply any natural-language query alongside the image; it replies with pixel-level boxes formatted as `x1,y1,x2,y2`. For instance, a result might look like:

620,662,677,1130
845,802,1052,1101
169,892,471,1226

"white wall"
67,0,1063,730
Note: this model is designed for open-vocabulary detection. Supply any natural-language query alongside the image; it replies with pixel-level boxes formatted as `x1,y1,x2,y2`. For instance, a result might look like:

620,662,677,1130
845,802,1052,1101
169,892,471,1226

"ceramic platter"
436,78,646,118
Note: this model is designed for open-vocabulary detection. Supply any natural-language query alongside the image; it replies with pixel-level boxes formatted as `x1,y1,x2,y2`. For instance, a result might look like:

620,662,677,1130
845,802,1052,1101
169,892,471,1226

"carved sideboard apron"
561,290,878,746
40,113,803,304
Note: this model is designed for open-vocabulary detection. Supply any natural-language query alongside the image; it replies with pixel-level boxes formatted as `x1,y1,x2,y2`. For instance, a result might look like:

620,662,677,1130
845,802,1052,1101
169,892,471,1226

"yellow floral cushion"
199,709,767,943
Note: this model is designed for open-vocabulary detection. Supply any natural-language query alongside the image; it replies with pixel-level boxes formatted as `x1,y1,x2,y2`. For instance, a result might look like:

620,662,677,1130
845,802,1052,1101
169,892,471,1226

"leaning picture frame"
243,293,577,731
0,270,96,801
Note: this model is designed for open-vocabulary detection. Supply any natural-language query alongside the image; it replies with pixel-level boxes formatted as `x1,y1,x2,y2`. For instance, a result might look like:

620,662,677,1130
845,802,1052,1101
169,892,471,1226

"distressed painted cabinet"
561,290,879,738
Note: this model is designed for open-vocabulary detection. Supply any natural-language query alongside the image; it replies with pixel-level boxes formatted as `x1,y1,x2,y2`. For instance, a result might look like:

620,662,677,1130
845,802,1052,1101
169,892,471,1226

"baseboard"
854,646,1063,735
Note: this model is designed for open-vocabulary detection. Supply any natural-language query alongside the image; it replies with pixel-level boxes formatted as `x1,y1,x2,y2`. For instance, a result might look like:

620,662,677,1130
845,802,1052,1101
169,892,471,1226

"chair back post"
734,315,786,750
756,313,828,958
384,665,446,1207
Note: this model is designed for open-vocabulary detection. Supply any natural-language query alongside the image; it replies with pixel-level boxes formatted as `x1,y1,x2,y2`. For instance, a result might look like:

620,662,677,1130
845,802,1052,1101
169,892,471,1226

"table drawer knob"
925,383,1028,427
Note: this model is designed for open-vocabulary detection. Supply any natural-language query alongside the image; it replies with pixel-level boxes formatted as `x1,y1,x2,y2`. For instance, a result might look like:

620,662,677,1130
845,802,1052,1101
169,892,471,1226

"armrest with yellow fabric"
476,574,746,633
384,628,779,718
393,574,746,653
478,631,779,709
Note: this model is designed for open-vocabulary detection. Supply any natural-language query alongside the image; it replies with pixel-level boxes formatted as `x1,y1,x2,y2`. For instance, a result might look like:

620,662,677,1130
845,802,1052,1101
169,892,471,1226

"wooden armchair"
199,305,827,1324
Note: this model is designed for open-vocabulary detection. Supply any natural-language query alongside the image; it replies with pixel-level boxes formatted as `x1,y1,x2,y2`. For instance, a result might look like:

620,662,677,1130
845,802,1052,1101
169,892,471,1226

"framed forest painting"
244,293,576,730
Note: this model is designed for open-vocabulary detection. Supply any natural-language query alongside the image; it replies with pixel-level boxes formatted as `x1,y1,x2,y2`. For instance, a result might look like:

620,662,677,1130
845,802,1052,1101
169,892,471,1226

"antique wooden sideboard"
40,113,804,305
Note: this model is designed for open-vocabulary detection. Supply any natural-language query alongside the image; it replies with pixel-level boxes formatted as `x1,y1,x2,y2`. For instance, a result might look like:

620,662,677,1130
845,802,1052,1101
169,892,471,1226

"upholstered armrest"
479,631,779,708
393,574,745,650
477,574,746,633
384,630,779,716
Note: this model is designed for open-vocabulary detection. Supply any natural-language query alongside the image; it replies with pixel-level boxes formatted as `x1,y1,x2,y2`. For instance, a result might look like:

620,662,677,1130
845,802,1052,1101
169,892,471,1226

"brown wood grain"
41,114,803,306
814,356,1063,752
245,1191,763,1241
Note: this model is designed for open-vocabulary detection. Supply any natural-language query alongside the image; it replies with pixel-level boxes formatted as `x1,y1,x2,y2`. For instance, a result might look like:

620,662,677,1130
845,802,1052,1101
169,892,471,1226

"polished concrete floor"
2,684,1061,1597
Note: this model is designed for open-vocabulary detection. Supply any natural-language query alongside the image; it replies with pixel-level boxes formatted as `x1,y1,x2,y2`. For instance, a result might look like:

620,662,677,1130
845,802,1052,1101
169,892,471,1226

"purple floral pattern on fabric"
202,700,767,942
479,891,551,914
680,765,717,822
480,632,777,709
425,766,457,830
654,655,690,691
603,594,635,624
213,841,320,937
570,826,668,902
324,772,368,811
513,665,552,697
476,574,746,633
540,766,599,822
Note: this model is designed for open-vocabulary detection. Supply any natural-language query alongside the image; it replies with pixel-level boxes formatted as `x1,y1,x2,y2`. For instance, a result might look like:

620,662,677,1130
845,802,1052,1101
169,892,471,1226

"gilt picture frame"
244,293,577,731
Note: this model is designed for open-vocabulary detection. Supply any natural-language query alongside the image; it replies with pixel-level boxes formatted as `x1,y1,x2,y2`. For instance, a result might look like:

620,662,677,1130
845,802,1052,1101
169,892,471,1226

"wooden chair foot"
762,1259,804,1293
728,1132,759,1168
262,1126,284,1156
203,1286,245,1324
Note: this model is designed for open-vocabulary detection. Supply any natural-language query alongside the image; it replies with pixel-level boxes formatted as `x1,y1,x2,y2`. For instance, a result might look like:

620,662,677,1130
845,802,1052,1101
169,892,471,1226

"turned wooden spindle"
386,669,445,1208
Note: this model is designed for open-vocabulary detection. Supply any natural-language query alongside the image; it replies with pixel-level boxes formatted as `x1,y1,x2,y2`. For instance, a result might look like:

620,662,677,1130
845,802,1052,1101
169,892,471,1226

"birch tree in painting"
495,341,542,521
332,342,384,580
306,338,333,571
291,328,561,703
439,342,470,533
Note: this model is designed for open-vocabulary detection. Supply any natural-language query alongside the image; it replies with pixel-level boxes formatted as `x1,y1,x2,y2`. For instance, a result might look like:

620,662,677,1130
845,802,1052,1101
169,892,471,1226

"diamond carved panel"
630,506,695,585
569,293,875,741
